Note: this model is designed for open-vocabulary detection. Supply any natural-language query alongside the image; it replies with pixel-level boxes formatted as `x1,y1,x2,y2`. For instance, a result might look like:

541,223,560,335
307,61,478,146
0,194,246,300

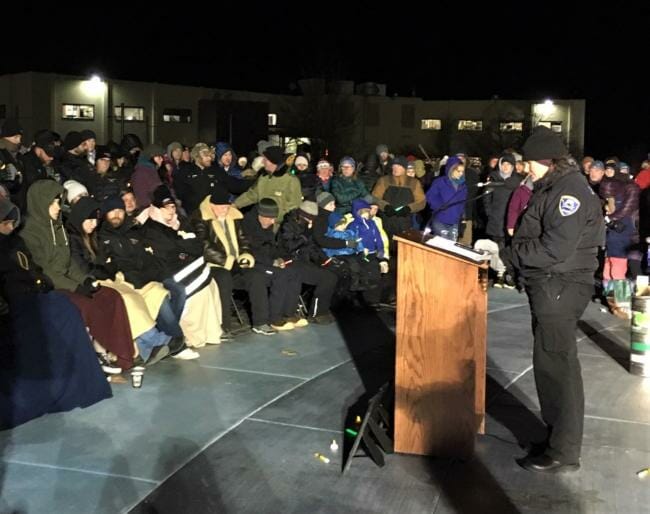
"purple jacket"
425,175,467,225
131,157,162,208
507,178,534,230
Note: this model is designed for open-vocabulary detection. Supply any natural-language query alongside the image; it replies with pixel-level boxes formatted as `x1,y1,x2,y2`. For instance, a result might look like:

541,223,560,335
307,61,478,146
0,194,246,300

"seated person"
1,197,111,428
241,198,307,333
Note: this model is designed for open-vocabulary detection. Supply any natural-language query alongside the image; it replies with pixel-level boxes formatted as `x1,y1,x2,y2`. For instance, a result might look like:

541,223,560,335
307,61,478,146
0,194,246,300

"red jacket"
635,169,650,190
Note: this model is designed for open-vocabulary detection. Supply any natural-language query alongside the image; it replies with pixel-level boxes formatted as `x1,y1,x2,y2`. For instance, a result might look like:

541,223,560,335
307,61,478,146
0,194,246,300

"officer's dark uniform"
512,128,605,466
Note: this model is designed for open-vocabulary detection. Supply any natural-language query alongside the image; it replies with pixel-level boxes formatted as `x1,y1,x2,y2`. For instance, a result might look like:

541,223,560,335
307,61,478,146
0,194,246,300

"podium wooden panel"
394,231,488,459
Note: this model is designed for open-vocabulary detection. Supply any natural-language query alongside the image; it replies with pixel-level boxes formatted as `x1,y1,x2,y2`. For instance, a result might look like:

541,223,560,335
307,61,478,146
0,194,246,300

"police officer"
511,126,605,473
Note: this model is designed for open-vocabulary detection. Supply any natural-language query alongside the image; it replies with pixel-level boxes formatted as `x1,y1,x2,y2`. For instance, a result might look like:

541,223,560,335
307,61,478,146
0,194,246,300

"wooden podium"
394,230,488,459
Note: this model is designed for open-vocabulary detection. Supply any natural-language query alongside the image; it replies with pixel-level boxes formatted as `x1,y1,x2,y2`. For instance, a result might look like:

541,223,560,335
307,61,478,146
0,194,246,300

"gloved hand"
75,277,99,298
606,219,625,233
379,261,389,274
397,205,411,216
383,205,396,217
345,239,359,249
238,257,252,269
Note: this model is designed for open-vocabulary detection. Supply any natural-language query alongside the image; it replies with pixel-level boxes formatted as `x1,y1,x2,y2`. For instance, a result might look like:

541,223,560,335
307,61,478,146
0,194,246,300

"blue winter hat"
339,156,356,168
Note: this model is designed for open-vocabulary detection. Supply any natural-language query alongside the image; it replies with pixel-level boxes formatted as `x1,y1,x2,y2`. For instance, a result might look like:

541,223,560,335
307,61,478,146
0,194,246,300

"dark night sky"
4,3,649,165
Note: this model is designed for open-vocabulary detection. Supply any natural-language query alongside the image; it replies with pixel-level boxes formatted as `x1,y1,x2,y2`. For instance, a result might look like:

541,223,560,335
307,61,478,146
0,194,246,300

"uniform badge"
559,195,580,216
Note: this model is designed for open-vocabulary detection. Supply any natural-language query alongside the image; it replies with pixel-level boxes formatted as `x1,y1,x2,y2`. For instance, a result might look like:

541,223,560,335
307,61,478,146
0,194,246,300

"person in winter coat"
425,155,468,241
234,146,302,225
174,143,250,216
599,163,641,284
0,119,25,201
14,129,58,212
66,197,182,362
507,174,535,236
130,144,166,208
214,142,242,179
140,185,223,347
314,159,334,195
0,197,111,429
482,153,524,286
361,144,393,191
279,201,339,323
19,181,136,371
332,156,369,215
192,185,255,335
56,131,95,185
240,198,307,333
372,156,426,244
511,126,605,474
634,160,650,190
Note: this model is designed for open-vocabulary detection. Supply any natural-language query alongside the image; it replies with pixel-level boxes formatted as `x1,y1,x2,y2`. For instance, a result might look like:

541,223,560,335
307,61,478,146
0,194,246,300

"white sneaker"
171,348,200,360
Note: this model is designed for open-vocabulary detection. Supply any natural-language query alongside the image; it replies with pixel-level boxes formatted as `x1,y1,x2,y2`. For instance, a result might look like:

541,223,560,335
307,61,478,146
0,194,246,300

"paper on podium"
425,236,490,262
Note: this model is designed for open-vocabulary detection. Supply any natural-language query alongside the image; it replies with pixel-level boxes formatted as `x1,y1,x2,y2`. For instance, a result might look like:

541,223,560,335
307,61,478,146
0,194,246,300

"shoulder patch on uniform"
559,195,581,216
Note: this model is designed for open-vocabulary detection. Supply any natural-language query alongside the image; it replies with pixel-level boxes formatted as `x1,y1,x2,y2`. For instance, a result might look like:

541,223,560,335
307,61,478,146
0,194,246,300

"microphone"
477,181,505,187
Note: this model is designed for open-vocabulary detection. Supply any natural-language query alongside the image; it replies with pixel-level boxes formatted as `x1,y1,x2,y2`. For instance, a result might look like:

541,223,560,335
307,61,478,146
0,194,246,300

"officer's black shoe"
517,453,580,473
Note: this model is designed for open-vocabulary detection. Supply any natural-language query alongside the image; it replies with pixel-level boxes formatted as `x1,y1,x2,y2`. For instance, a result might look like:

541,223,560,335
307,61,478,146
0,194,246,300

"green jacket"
234,165,302,223
20,180,87,291
332,175,369,214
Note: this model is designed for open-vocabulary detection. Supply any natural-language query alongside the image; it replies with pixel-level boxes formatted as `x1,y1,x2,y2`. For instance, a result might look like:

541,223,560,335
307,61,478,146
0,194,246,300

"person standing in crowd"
511,126,605,473
425,155,468,241
599,161,641,292
234,146,302,225
0,197,112,428
587,160,606,195
214,142,242,179
0,119,25,200
634,160,650,190
130,144,166,208
332,156,369,214
581,156,594,176
372,156,426,244
455,154,480,244
482,153,523,287
314,159,334,195
14,129,58,212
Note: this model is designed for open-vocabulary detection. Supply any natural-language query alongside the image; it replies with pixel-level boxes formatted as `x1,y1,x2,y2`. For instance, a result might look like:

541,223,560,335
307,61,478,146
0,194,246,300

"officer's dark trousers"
526,276,593,463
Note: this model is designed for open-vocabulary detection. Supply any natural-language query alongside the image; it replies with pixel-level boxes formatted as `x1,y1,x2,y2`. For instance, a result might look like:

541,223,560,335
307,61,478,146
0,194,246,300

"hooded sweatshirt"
20,180,88,290
425,156,468,225
215,142,242,179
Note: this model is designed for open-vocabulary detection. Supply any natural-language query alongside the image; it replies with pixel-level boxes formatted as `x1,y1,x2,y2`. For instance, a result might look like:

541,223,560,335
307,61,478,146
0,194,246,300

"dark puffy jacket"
97,221,166,289
279,210,328,265
483,169,523,238
241,208,285,267
140,216,203,276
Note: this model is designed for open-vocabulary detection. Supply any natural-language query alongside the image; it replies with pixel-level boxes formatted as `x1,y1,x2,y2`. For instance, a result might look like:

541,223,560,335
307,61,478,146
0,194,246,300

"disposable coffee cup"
131,370,144,388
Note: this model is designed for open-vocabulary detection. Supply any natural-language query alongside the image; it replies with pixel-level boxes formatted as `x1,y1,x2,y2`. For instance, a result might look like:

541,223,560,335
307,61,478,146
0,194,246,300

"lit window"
268,113,278,126
551,122,562,133
62,104,95,120
500,121,523,132
458,120,483,131
114,106,145,121
421,119,442,130
163,108,192,123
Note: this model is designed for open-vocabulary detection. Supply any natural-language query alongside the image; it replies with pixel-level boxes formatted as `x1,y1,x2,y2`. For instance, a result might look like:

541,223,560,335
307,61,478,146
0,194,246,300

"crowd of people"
1,117,648,430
